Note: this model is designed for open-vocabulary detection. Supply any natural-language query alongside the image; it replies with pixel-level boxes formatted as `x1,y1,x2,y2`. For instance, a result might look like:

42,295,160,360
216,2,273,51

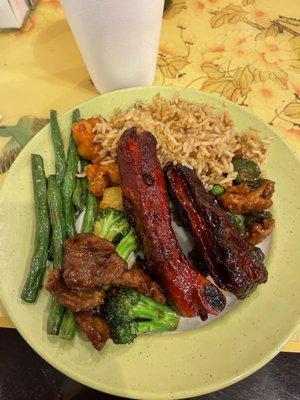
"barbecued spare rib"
117,128,226,320
164,162,268,299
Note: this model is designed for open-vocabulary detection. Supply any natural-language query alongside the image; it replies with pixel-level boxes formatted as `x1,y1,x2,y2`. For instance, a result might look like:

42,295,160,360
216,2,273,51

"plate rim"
0,85,299,399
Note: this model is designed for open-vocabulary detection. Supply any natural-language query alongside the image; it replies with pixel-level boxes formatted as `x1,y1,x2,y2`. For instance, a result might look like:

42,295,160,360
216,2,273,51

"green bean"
232,157,261,184
72,177,83,212
211,184,225,196
244,211,273,229
47,175,66,269
81,192,97,233
81,177,89,209
47,177,54,262
21,155,50,303
59,309,76,340
50,109,80,338
227,212,245,234
72,108,80,124
47,297,65,335
62,109,80,238
80,159,89,208
50,110,66,189
47,175,66,335
81,178,89,210
72,158,89,212
47,233,54,262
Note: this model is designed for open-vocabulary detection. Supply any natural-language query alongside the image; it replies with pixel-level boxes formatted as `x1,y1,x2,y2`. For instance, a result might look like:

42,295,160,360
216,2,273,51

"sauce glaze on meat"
164,163,268,298
117,128,226,319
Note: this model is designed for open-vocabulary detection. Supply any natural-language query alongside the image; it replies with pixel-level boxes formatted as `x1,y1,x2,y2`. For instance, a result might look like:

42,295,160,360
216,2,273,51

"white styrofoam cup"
60,0,164,93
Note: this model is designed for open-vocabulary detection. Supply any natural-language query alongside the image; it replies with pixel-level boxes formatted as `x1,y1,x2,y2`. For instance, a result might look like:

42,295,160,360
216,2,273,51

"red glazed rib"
164,162,268,299
117,128,226,319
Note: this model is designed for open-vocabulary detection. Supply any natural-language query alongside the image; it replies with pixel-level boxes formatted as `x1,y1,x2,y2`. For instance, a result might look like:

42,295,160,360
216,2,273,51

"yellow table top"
0,0,299,352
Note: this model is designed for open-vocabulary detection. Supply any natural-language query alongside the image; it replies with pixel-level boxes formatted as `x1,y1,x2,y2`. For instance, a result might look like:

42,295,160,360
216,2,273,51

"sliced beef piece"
63,234,126,291
118,268,166,303
62,233,166,302
75,312,109,351
45,269,105,313
87,305,105,317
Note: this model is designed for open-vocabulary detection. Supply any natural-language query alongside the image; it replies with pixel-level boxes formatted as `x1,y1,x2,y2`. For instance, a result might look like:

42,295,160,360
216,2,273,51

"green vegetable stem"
21,154,50,303
59,309,76,340
115,229,139,261
81,192,97,233
50,110,66,190
47,297,66,335
72,177,83,212
80,159,90,209
47,174,66,335
47,175,66,269
106,288,179,344
62,109,80,238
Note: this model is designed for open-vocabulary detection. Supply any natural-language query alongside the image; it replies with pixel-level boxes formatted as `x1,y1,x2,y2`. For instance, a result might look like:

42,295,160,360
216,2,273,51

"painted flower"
245,4,275,27
195,41,225,63
246,80,292,120
189,0,227,13
221,29,255,67
194,29,227,65
195,28,255,68
255,35,293,65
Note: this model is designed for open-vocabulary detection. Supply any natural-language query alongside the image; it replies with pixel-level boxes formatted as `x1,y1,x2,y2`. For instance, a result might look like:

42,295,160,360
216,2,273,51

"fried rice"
93,94,270,188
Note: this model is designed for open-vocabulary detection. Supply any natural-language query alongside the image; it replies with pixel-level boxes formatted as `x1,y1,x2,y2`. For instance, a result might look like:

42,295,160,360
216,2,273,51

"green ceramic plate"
0,87,299,399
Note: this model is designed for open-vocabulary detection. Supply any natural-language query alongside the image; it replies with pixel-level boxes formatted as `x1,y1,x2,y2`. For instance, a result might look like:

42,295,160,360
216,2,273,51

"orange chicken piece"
72,117,103,163
219,180,275,214
85,163,120,197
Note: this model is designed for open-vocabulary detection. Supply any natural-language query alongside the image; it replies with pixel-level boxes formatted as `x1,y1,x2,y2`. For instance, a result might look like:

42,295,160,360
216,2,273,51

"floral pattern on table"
157,0,300,147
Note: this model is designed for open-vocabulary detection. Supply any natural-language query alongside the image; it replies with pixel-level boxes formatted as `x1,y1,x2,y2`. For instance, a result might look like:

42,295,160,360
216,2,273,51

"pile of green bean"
21,109,97,340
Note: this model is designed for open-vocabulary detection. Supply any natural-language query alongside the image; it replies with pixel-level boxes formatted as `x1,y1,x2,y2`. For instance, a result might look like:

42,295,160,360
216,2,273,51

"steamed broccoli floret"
108,321,178,344
94,208,139,260
94,208,130,243
115,229,139,261
108,324,137,344
106,288,179,344
105,217,131,244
